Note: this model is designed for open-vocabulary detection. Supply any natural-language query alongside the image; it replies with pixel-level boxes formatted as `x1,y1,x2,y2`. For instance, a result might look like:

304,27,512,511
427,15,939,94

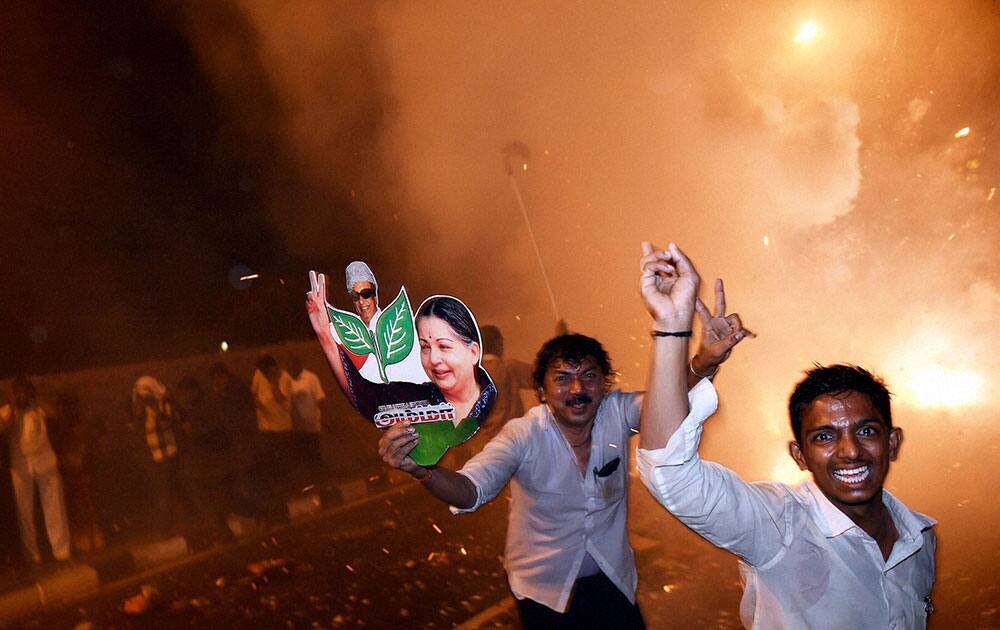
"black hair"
256,355,277,373
208,363,230,377
177,375,203,394
416,296,480,348
480,325,503,357
11,375,36,401
532,334,613,391
788,364,892,444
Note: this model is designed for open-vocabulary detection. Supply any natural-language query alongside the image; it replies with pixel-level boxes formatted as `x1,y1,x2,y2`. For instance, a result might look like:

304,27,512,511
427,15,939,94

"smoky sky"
2,0,997,398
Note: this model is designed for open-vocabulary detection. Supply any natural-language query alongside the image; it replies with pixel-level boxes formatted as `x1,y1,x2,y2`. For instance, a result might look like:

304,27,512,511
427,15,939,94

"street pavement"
13,467,998,629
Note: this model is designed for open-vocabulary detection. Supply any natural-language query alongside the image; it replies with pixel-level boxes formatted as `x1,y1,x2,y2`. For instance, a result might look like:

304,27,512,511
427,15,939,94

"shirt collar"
803,480,937,541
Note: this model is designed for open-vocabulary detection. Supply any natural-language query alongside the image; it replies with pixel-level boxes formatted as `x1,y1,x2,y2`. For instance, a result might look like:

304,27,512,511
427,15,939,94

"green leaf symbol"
409,418,481,466
374,287,415,368
327,304,376,357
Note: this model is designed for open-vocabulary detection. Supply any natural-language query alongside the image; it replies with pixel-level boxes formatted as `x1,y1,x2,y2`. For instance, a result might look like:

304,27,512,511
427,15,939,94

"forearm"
686,354,717,390
315,328,350,393
411,466,478,510
639,332,690,451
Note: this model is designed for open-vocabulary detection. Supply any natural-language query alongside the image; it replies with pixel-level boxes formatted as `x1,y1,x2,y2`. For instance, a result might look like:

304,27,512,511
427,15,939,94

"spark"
763,235,770,247
954,126,970,138
220,341,229,352
522,163,528,171
239,273,259,281
381,548,390,555
460,546,467,556
793,20,819,44
608,443,618,449
432,523,442,534
662,584,675,593
988,187,996,201
346,564,354,572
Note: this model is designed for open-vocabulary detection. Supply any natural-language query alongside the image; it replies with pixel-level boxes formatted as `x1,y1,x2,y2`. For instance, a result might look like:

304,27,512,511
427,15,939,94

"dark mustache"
567,394,593,406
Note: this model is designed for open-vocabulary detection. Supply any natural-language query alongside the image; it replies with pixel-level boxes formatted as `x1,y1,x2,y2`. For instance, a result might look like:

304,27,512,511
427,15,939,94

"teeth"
832,466,870,483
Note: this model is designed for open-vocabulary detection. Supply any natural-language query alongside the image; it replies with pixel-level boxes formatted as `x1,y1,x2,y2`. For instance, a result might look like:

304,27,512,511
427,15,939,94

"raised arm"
379,423,477,509
638,242,701,451
306,270,350,393
687,278,755,388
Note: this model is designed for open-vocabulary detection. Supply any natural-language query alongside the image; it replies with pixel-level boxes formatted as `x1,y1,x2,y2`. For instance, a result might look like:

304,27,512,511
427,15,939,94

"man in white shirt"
0,376,71,566
251,355,294,501
378,308,748,626
288,356,327,485
634,241,936,629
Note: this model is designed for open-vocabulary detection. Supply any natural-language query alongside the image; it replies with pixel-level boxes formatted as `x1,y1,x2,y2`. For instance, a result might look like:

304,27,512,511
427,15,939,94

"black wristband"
650,330,693,338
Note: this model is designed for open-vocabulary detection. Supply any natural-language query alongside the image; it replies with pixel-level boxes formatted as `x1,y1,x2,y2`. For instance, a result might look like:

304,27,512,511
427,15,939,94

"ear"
470,341,481,363
536,387,546,403
888,427,902,462
788,440,808,471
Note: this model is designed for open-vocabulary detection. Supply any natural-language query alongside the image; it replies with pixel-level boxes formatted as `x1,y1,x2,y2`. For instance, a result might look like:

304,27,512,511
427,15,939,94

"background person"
287,356,328,489
0,376,71,568
132,375,185,536
251,355,294,503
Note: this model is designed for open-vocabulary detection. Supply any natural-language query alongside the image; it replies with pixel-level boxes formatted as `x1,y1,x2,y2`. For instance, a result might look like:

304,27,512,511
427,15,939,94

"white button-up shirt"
638,380,937,629
454,390,642,612
0,404,58,474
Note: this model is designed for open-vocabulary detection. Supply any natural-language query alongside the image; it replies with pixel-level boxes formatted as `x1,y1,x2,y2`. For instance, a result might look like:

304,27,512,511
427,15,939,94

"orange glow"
793,21,819,44
901,368,985,409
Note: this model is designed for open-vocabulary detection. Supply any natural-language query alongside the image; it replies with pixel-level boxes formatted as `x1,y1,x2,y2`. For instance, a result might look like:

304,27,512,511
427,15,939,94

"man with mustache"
379,278,751,628
635,242,936,629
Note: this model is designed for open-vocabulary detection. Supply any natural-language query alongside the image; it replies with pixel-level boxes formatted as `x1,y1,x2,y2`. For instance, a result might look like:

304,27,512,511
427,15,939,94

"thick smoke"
176,0,997,405
176,0,997,616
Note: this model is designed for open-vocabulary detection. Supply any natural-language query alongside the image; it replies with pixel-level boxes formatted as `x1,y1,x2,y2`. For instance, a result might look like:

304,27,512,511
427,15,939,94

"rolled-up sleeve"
636,379,788,567
450,420,526,514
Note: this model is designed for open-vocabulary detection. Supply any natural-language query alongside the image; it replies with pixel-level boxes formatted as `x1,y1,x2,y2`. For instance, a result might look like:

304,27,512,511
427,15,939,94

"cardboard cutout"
326,290,496,466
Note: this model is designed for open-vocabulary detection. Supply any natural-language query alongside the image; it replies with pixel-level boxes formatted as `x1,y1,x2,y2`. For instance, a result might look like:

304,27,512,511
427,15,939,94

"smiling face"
350,281,378,326
789,390,902,515
417,315,480,397
541,356,607,430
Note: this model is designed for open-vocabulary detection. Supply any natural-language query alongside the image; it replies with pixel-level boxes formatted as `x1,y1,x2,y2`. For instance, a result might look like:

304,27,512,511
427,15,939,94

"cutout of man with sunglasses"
344,261,426,384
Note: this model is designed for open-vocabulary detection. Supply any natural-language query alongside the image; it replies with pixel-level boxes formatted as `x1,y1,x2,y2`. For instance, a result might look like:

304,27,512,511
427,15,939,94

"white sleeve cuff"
636,378,718,477
448,472,485,515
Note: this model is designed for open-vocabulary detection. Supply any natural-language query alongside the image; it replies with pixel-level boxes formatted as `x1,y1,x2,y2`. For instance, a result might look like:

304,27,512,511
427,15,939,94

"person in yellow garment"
634,241,935,629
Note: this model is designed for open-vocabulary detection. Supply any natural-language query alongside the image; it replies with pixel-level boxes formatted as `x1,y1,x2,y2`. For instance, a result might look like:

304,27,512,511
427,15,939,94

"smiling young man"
379,321,748,628
635,241,936,629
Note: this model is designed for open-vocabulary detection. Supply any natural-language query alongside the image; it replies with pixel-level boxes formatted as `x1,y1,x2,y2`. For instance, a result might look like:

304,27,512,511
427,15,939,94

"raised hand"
692,278,755,375
378,423,424,476
306,270,333,339
639,242,700,330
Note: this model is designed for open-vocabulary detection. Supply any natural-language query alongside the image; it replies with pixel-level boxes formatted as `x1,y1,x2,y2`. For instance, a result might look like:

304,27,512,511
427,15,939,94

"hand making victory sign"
690,278,755,379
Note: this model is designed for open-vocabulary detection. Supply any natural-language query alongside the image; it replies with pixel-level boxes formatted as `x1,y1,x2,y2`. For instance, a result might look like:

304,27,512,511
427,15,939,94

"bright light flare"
793,21,819,44
902,368,985,409
954,126,970,138
220,341,229,352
